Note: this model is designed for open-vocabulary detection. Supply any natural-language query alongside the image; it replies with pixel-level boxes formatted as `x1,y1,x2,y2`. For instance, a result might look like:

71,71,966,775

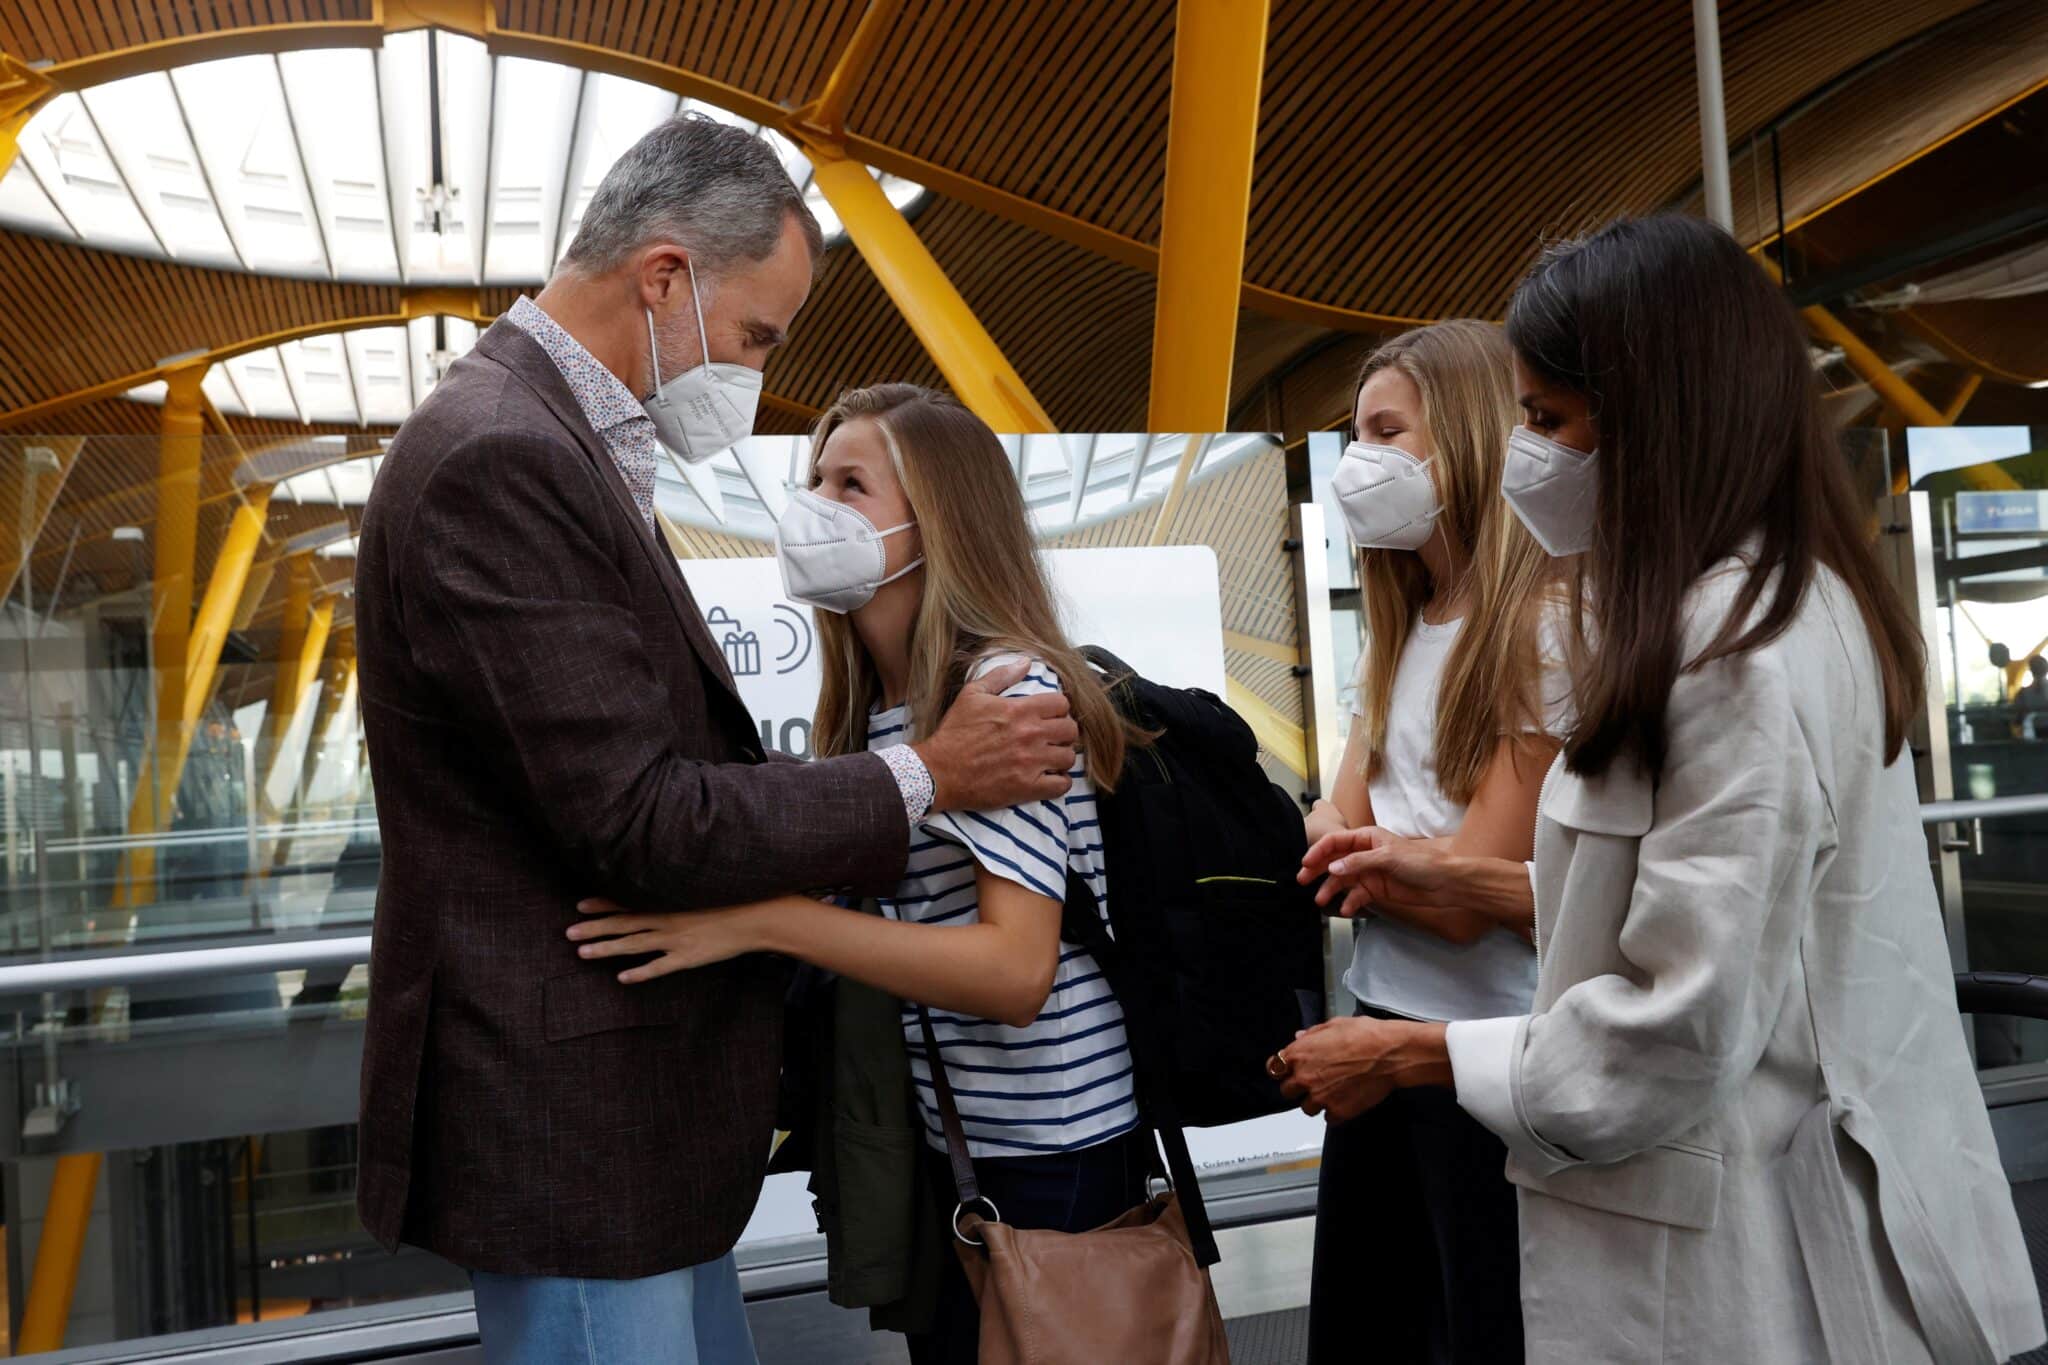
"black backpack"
1060,646,1327,1264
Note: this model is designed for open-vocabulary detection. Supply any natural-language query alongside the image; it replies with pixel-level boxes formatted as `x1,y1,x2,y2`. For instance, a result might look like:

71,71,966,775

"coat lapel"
473,320,748,713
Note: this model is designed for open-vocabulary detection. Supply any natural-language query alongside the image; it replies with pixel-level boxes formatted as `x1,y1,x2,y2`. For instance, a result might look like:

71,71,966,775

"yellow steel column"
182,485,273,728
23,374,209,1351
260,556,315,780
1224,678,1306,777
1943,372,1983,424
270,638,355,869
263,593,335,816
796,0,904,133
0,53,53,179
1147,434,1211,546
1802,305,1946,429
1146,0,1271,431
802,145,1055,432
115,366,207,901
16,1151,103,1353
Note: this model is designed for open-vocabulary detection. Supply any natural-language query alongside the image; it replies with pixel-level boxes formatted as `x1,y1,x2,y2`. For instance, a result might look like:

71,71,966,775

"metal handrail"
0,792,2039,998
0,935,371,997
1920,793,2048,824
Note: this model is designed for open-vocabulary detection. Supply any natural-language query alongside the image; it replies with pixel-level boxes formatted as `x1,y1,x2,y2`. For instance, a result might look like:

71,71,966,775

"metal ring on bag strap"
953,1197,1000,1247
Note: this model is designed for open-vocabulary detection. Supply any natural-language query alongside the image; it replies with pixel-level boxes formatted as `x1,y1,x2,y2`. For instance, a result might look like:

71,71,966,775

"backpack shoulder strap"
1060,870,1222,1267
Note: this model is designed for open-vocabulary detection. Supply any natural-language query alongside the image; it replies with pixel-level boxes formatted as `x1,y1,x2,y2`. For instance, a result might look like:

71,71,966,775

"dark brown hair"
1504,214,1924,778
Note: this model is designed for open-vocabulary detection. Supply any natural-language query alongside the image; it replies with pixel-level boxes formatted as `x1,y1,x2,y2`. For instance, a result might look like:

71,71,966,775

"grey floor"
752,1184,2048,1365
748,1215,1317,1363
749,1295,1310,1364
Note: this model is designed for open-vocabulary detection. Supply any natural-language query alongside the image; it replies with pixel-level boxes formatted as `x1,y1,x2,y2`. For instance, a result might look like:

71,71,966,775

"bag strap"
914,1005,982,1210
1060,869,1221,1267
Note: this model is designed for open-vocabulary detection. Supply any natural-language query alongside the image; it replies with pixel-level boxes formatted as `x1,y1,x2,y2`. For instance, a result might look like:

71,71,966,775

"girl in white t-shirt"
1298,319,1569,1364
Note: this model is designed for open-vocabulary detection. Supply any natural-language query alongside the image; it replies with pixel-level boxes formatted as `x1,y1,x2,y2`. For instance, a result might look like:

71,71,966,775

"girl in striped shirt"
571,384,1154,1363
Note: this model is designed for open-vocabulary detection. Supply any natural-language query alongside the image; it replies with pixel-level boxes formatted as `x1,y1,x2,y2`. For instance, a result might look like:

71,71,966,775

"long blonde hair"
808,384,1146,790
1354,320,1558,804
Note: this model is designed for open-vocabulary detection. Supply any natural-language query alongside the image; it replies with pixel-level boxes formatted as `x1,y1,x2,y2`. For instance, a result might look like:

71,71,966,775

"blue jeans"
471,1251,757,1365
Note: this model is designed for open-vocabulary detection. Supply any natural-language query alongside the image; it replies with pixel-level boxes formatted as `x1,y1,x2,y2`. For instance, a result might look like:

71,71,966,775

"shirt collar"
505,295,650,437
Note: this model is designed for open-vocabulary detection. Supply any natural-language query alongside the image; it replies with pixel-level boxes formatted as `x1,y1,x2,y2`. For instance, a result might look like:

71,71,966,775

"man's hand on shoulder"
912,659,1078,812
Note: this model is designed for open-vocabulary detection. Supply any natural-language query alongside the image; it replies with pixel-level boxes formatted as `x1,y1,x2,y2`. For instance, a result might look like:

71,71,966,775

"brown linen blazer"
353,319,909,1277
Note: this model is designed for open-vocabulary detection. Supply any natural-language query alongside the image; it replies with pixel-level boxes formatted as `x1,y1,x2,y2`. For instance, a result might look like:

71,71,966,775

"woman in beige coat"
1276,214,2044,1364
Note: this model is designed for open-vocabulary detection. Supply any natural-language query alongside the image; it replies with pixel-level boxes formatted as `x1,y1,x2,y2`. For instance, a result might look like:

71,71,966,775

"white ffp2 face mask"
643,260,761,465
1331,440,1441,551
1501,425,1599,557
774,489,924,614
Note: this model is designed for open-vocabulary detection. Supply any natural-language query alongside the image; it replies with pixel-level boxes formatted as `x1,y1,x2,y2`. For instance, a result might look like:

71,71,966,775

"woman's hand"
1268,1016,1453,1122
1301,826,1452,910
567,898,769,984
1299,827,1496,943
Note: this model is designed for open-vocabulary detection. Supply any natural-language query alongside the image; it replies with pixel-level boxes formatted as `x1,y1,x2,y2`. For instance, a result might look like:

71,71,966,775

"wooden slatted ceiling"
4,0,1986,320
0,234,405,412
1760,93,2047,278
0,1,373,65
856,1,1176,241
0,0,2038,439
1681,3,2048,248
495,0,860,108
1249,0,1979,318
1906,295,2048,387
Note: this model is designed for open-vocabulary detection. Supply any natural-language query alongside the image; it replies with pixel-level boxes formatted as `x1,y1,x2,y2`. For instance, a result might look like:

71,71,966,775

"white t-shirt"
869,654,1139,1159
1343,609,1572,1022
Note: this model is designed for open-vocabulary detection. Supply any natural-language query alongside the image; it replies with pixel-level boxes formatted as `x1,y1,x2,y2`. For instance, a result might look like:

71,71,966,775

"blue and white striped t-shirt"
867,655,1139,1158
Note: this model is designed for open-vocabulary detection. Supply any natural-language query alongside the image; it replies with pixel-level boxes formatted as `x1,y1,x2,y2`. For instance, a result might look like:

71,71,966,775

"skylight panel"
172,56,327,275
79,73,237,267
483,56,582,283
15,92,159,255
280,47,398,280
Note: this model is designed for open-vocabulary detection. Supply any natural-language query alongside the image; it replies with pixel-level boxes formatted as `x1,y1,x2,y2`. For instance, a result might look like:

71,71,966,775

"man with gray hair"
353,114,1078,1363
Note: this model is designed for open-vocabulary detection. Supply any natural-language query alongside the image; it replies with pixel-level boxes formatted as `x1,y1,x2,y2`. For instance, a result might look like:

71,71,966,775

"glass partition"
1908,423,2048,1072
0,429,1332,1356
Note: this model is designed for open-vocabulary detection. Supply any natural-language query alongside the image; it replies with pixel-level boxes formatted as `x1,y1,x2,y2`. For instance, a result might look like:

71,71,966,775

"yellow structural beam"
260,557,316,783
24,369,216,1353
128,368,206,881
16,1151,104,1354
1148,434,1210,546
1147,0,1272,431
4,18,1429,339
264,590,336,815
1802,302,1947,429
0,297,489,431
794,0,903,137
183,486,274,720
0,299,822,434
1223,629,1298,666
1943,372,1983,425
1225,677,1307,778
803,142,1055,433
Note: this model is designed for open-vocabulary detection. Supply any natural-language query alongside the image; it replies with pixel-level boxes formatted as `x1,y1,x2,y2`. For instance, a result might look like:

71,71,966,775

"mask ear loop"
687,257,712,374
643,307,665,406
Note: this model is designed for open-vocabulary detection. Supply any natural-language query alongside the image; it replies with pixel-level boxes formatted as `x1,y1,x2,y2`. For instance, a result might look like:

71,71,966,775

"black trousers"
1307,1014,1524,1365
906,1128,1151,1365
